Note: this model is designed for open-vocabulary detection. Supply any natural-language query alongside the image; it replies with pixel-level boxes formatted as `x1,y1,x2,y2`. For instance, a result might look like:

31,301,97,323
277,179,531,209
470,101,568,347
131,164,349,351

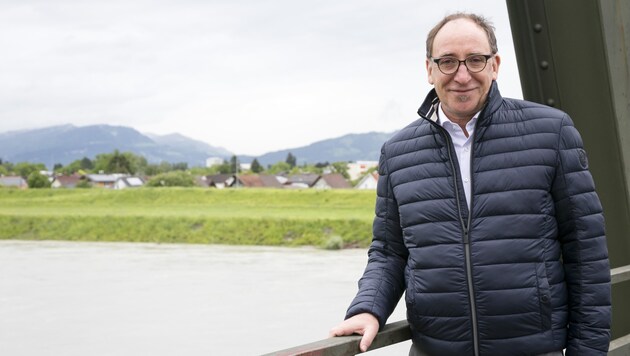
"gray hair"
426,12,498,58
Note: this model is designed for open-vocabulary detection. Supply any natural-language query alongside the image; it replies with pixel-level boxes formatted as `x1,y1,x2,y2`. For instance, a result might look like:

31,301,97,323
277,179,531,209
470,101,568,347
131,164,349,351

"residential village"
0,160,380,190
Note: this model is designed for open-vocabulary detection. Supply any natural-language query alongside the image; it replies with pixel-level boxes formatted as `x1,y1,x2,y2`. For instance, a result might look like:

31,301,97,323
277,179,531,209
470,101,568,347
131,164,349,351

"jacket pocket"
535,262,552,330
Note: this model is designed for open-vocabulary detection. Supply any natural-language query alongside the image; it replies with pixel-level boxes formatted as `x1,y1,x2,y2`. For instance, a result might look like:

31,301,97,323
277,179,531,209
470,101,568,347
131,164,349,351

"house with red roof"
313,173,352,189
51,175,82,189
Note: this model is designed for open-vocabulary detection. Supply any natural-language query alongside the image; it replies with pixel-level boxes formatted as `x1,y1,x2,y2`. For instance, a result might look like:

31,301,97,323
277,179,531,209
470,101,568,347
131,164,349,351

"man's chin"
455,95,471,103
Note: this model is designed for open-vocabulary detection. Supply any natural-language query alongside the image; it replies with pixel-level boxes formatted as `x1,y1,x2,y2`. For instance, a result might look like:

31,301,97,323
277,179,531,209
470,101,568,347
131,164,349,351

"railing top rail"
261,320,410,356
266,265,630,356
611,265,630,284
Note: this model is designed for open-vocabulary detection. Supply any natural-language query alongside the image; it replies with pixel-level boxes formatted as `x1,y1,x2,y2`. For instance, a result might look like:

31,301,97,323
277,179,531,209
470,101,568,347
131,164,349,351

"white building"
346,161,378,181
355,171,379,190
86,174,123,189
115,177,145,189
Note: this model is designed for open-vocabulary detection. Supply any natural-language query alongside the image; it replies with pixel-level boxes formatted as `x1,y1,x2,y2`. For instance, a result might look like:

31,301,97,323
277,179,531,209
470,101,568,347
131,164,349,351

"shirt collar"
437,103,480,133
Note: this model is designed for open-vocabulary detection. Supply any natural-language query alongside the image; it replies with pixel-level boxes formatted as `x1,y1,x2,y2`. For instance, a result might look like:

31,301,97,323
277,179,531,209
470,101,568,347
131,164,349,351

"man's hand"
329,313,379,353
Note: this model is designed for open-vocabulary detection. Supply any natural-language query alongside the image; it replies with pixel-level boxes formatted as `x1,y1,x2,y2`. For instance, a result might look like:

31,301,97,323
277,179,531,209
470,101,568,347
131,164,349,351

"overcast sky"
0,0,522,156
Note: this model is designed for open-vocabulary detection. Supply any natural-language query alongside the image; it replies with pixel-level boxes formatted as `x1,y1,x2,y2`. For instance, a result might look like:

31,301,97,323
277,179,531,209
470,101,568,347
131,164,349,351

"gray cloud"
0,0,522,155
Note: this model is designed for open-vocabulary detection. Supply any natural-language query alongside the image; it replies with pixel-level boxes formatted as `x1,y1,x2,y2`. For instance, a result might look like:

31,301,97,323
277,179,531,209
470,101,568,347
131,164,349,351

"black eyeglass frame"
431,54,494,75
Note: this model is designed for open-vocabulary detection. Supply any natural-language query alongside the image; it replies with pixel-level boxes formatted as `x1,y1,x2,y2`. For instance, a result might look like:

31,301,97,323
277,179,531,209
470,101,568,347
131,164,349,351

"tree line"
0,151,353,188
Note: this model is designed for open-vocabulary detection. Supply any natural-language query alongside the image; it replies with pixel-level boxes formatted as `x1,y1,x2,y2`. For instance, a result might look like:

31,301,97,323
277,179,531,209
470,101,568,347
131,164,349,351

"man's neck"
438,106,475,138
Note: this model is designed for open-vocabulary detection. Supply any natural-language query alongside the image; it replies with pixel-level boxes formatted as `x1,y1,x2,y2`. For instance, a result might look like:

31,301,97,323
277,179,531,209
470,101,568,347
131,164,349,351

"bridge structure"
267,0,630,354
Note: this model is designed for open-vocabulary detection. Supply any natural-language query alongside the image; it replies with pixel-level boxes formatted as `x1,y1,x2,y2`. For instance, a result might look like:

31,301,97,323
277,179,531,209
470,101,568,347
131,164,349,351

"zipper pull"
463,228,470,244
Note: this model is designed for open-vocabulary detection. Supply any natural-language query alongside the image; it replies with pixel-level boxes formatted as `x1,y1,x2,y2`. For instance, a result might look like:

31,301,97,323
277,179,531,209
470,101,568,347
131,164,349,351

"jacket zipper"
439,127,480,356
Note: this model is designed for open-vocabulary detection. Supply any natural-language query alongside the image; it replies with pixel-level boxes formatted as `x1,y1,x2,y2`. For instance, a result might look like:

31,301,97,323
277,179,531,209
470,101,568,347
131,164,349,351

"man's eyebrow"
434,52,488,58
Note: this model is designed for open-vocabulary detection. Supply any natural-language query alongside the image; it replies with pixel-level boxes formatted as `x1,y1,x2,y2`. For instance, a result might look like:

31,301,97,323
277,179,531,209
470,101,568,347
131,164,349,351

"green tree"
80,157,94,170
57,160,82,175
250,159,263,173
331,161,350,179
55,157,95,175
229,155,239,174
267,161,291,174
144,164,159,176
106,150,131,174
171,162,188,171
144,161,172,176
128,154,148,174
216,160,232,174
1,160,14,174
93,151,117,173
146,171,195,187
93,150,144,174
285,152,297,168
299,164,323,174
14,162,46,178
27,171,51,188
189,166,214,176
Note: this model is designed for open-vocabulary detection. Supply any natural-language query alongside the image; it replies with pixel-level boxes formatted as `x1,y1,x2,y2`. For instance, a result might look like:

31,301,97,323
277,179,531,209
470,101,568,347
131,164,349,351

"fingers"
328,322,360,337
359,322,378,352
329,313,380,353
328,326,346,338
328,319,356,338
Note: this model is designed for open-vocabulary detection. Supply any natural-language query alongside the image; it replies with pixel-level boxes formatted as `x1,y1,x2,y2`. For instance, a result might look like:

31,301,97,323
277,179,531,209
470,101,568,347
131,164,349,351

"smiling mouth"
450,88,475,94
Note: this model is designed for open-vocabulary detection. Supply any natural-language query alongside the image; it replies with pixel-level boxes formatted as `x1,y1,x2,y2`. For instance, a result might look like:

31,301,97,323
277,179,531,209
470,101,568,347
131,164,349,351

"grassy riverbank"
0,188,376,248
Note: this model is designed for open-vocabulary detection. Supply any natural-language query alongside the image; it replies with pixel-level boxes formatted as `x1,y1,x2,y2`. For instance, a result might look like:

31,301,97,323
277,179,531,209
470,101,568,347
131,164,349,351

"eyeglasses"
431,54,493,75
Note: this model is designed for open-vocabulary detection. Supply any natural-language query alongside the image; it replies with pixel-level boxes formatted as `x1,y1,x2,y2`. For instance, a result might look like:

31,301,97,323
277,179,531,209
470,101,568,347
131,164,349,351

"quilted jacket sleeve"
345,143,408,329
553,116,612,355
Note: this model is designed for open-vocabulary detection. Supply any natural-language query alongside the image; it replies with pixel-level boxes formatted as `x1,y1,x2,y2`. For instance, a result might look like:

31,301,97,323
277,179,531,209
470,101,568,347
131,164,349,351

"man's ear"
426,58,434,85
491,54,501,80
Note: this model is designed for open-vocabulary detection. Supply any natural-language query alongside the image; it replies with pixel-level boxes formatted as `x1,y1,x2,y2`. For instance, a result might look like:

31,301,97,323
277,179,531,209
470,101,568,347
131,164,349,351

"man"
329,13,611,356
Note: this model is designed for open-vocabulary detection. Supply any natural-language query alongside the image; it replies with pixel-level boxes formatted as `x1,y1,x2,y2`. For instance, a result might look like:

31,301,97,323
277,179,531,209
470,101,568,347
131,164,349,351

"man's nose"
453,62,472,83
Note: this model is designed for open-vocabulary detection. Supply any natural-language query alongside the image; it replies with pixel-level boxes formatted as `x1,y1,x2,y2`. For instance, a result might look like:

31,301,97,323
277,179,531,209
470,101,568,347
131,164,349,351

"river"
0,240,409,355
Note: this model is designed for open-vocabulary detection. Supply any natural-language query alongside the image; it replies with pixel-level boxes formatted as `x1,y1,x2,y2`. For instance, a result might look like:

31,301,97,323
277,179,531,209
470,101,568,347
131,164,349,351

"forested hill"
0,124,395,167
0,124,231,167
245,132,394,166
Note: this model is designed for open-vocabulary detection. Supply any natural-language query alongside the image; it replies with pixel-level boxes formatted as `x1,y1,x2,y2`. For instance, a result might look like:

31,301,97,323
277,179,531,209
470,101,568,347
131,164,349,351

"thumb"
359,323,378,352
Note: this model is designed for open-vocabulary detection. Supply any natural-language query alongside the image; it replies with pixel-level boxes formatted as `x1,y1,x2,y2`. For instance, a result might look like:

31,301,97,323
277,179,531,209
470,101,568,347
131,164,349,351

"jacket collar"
417,80,502,123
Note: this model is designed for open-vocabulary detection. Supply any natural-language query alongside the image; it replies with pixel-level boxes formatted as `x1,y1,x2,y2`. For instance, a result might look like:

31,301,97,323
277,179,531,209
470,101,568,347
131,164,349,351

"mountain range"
0,124,394,168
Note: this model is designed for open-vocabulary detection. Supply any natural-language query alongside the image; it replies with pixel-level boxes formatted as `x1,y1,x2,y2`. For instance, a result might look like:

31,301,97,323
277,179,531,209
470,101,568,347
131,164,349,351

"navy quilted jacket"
346,82,611,355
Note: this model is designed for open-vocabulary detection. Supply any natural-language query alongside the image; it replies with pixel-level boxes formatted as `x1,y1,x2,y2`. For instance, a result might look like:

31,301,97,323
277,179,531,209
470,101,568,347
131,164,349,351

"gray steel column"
506,0,630,339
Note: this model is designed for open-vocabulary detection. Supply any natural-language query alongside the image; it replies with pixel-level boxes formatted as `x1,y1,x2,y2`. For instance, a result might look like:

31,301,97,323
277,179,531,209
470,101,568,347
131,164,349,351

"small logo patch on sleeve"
578,149,589,169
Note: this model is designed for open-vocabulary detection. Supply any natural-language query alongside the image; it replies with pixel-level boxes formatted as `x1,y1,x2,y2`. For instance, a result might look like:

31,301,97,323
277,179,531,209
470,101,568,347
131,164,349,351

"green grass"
0,188,376,247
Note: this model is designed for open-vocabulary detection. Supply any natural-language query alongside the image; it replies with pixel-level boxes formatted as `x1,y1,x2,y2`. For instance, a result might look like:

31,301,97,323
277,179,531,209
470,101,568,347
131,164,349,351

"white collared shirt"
437,104,479,209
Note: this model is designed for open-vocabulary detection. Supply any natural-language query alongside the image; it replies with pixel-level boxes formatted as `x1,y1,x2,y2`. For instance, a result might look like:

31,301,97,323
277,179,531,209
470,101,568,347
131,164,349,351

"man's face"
426,18,501,122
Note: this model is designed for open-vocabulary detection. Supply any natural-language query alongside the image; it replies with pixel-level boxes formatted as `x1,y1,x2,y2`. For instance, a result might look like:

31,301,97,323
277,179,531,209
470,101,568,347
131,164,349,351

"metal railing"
265,265,630,356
